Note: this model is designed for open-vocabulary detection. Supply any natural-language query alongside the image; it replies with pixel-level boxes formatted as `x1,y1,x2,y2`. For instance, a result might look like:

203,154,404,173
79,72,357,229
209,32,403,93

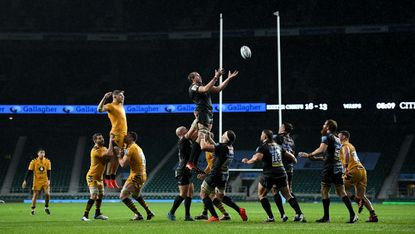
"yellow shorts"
86,175,104,195
33,181,49,191
111,133,126,148
126,174,147,190
344,167,367,187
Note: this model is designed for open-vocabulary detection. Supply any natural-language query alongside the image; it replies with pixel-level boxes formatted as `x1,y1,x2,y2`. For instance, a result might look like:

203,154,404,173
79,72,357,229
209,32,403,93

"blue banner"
0,103,266,115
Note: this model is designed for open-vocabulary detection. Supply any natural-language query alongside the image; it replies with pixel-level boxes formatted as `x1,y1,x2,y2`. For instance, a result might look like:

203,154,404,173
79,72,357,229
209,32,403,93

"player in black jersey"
272,122,296,222
199,130,248,222
299,119,358,223
242,130,305,223
167,126,194,221
185,68,238,172
194,133,231,221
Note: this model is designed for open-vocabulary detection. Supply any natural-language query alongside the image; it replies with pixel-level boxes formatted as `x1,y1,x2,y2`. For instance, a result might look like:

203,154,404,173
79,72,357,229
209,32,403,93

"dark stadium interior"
0,0,414,201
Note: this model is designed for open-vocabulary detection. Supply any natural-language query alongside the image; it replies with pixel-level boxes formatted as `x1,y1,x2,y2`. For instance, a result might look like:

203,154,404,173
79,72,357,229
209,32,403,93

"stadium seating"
400,142,415,173
0,136,16,188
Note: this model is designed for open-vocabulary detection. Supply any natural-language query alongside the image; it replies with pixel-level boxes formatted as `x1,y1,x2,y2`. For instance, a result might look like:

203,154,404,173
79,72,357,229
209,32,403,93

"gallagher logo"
10,106,22,113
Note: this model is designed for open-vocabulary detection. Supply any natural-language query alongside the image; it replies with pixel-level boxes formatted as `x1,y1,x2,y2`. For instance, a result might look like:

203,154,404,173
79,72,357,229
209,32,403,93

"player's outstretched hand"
214,68,225,78
298,152,308,158
228,70,239,80
104,92,112,99
241,158,249,164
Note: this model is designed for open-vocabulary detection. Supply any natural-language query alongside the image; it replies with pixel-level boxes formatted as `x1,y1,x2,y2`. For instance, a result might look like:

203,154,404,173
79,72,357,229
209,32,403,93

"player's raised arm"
210,70,239,93
241,152,263,164
97,92,112,112
197,68,223,93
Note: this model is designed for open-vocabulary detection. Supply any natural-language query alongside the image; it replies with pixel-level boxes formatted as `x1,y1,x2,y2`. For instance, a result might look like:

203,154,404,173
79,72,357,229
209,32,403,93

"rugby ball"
240,45,252,59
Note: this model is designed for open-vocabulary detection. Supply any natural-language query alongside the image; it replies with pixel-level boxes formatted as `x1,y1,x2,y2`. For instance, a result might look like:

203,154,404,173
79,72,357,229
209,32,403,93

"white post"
274,11,282,127
219,13,223,141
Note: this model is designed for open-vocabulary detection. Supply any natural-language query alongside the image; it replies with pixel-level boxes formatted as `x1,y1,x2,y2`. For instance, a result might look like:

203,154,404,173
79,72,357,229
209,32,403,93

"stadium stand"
0,136,16,188
400,141,415,173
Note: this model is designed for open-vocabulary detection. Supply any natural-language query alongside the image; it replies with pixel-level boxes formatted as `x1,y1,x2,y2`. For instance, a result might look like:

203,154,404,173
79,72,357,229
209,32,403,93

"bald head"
176,126,188,138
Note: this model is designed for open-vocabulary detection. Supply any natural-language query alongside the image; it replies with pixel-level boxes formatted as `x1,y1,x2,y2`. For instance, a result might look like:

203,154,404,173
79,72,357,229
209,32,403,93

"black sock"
260,198,274,219
370,210,376,216
189,142,202,165
110,174,116,180
134,195,151,213
105,175,110,179
322,198,330,219
184,197,192,217
349,195,355,201
170,196,184,215
84,199,95,217
45,204,49,208
222,196,240,214
122,198,140,215
287,198,302,215
273,193,285,217
203,197,218,218
95,199,102,211
202,205,208,215
212,198,227,215
342,196,355,217
95,198,102,217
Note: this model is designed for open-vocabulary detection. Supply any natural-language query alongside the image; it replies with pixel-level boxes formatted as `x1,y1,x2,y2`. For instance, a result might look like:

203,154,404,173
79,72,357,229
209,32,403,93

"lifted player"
185,68,238,172
97,90,127,188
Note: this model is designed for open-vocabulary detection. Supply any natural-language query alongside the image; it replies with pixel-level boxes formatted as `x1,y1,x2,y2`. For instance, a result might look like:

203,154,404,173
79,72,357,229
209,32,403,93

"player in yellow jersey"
97,90,127,189
339,131,378,222
118,131,153,221
22,149,51,215
81,133,114,221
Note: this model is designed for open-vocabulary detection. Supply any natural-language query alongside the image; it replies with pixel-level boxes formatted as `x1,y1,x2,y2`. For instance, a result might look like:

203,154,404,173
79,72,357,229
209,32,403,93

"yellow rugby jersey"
340,141,364,171
87,146,108,180
104,102,127,135
205,151,215,170
126,143,146,176
28,157,51,182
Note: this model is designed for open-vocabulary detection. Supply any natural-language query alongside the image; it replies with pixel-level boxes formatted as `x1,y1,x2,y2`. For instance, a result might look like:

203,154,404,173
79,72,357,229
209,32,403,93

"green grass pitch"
1,202,414,233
